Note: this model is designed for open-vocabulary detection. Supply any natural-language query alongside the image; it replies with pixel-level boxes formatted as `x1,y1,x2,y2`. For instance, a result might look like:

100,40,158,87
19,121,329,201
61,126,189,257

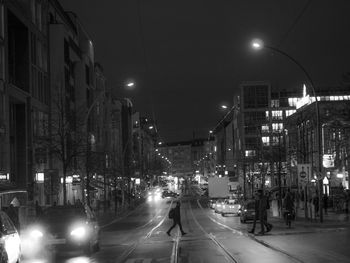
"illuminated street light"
251,38,264,50
221,105,228,109
149,126,154,130
127,82,134,87
251,38,323,222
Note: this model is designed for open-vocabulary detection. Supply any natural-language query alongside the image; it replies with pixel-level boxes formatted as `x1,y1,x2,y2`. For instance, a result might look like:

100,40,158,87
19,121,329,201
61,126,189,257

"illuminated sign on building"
323,154,334,168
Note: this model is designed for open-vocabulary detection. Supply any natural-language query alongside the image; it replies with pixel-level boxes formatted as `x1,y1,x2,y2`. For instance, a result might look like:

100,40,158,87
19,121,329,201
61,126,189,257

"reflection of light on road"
66,257,90,263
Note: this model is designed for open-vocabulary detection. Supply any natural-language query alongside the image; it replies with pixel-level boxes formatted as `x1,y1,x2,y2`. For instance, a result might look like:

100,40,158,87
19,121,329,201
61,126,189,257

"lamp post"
251,39,323,222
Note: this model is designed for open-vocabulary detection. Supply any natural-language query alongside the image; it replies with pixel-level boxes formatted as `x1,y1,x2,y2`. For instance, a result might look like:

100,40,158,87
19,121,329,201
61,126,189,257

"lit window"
261,124,269,132
272,110,283,120
286,110,296,117
272,123,283,131
245,150,256,157
271,99,279,107
262,136,270,146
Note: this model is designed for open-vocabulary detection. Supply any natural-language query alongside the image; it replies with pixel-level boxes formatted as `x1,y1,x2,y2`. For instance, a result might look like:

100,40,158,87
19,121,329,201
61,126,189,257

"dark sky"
60,0,350,142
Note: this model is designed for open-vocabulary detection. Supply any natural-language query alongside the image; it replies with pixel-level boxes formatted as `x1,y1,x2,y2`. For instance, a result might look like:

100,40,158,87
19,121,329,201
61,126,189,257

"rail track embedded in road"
115,200,175,263
189,201,239,263
196,199,306,263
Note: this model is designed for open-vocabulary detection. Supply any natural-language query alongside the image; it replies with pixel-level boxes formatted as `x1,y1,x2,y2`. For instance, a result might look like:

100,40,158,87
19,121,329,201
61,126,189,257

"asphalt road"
23,194,350,263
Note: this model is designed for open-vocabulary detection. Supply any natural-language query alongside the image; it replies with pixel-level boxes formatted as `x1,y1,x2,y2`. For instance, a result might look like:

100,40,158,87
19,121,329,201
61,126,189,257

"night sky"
59,0,350,142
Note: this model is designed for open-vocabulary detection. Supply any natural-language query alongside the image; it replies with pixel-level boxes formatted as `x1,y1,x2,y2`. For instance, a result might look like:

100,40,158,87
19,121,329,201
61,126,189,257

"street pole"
256,43,323,223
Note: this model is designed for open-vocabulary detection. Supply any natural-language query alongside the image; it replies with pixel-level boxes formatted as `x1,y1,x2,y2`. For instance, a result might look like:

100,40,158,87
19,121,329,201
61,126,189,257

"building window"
286,110,296,117
288,98,299,107
245,150,256,157
271,99,279,108
272,123,283,132
272,110,283,120
262,136,270,146
261,124,269,133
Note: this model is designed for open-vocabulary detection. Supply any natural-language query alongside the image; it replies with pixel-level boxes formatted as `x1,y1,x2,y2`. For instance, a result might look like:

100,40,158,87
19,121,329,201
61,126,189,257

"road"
23,194,350,263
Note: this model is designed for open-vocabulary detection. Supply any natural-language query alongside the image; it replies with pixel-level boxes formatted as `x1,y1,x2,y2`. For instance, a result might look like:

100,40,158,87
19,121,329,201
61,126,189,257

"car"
162,190,179,198
221,199,241,216
26,204,100,255
0,211,21,263
214,199,226,213
239,200,256,223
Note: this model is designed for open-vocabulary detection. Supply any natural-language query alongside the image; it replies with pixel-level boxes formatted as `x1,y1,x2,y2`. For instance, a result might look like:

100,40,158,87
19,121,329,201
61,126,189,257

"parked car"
26,204,100,255
221,199,241,216
0,210,21,263
240,200,256,223
214,199,226,213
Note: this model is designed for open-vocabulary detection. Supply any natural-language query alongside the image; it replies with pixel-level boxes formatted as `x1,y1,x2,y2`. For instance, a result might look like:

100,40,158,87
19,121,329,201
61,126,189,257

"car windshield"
40,206,86,222
226,199,239,204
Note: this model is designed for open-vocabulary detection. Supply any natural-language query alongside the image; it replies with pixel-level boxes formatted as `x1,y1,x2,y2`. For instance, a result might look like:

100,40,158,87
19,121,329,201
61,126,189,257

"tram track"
196,198,306,263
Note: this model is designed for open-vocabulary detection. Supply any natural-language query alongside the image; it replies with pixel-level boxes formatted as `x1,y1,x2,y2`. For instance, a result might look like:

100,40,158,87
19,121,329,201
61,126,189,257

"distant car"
26,204,100,255
208,199,217,209
214,199,226,213
162,190,179,198
0,211,21,263
221,199,241,216
240,200,256,223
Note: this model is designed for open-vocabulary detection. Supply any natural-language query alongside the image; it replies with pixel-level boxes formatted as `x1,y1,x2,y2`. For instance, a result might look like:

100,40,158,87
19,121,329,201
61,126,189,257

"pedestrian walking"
249,189,272,235
167,201,187,236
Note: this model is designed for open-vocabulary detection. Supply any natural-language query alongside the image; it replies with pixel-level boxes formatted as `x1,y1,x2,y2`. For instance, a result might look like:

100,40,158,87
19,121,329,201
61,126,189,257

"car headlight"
70,226,86,239
244,209,247,212
30,229,44,239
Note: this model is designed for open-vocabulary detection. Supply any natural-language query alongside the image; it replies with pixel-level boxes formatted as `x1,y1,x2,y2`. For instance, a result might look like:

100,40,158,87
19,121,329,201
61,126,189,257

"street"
22,192,350,263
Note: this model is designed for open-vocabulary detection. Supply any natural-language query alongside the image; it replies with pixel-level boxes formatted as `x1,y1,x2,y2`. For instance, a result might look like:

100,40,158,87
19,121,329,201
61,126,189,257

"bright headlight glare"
30,229,43,239
70,227,86,238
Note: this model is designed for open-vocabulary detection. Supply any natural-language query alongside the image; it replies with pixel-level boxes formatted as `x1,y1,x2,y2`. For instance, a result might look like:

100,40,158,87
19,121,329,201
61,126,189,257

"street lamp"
251,38,323,222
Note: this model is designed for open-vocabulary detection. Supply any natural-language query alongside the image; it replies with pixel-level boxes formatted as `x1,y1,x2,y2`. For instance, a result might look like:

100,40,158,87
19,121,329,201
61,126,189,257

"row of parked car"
208,198,256,223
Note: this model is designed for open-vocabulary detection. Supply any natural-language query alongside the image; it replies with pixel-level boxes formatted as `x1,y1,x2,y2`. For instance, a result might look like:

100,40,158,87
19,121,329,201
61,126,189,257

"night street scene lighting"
4,1,350,262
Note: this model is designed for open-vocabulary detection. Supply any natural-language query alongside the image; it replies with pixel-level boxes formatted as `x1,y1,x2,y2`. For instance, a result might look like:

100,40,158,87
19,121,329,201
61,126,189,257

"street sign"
297,164,311,184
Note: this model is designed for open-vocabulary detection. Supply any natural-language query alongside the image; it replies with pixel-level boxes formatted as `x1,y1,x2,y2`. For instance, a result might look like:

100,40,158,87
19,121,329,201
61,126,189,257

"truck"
208,176,229,199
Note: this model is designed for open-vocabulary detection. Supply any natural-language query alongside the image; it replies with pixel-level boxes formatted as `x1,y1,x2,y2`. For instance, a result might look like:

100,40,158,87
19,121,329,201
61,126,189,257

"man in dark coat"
248,189,272,235
167,201,186,236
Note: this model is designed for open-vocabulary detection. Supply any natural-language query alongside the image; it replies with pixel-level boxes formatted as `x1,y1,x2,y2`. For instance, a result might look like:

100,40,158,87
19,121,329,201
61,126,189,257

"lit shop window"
271,110,283,120
272,123,283,132
245,150,256,157
262,136,270,146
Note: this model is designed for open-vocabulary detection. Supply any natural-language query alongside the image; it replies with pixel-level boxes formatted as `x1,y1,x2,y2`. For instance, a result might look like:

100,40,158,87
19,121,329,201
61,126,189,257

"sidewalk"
265,211,350,236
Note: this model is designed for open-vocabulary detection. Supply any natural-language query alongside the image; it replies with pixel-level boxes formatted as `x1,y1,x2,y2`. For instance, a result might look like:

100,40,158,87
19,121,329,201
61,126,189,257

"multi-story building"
160,141,192,178
0,0,50,208
285,85,350,200
192,138,215,184
232,81,300,199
